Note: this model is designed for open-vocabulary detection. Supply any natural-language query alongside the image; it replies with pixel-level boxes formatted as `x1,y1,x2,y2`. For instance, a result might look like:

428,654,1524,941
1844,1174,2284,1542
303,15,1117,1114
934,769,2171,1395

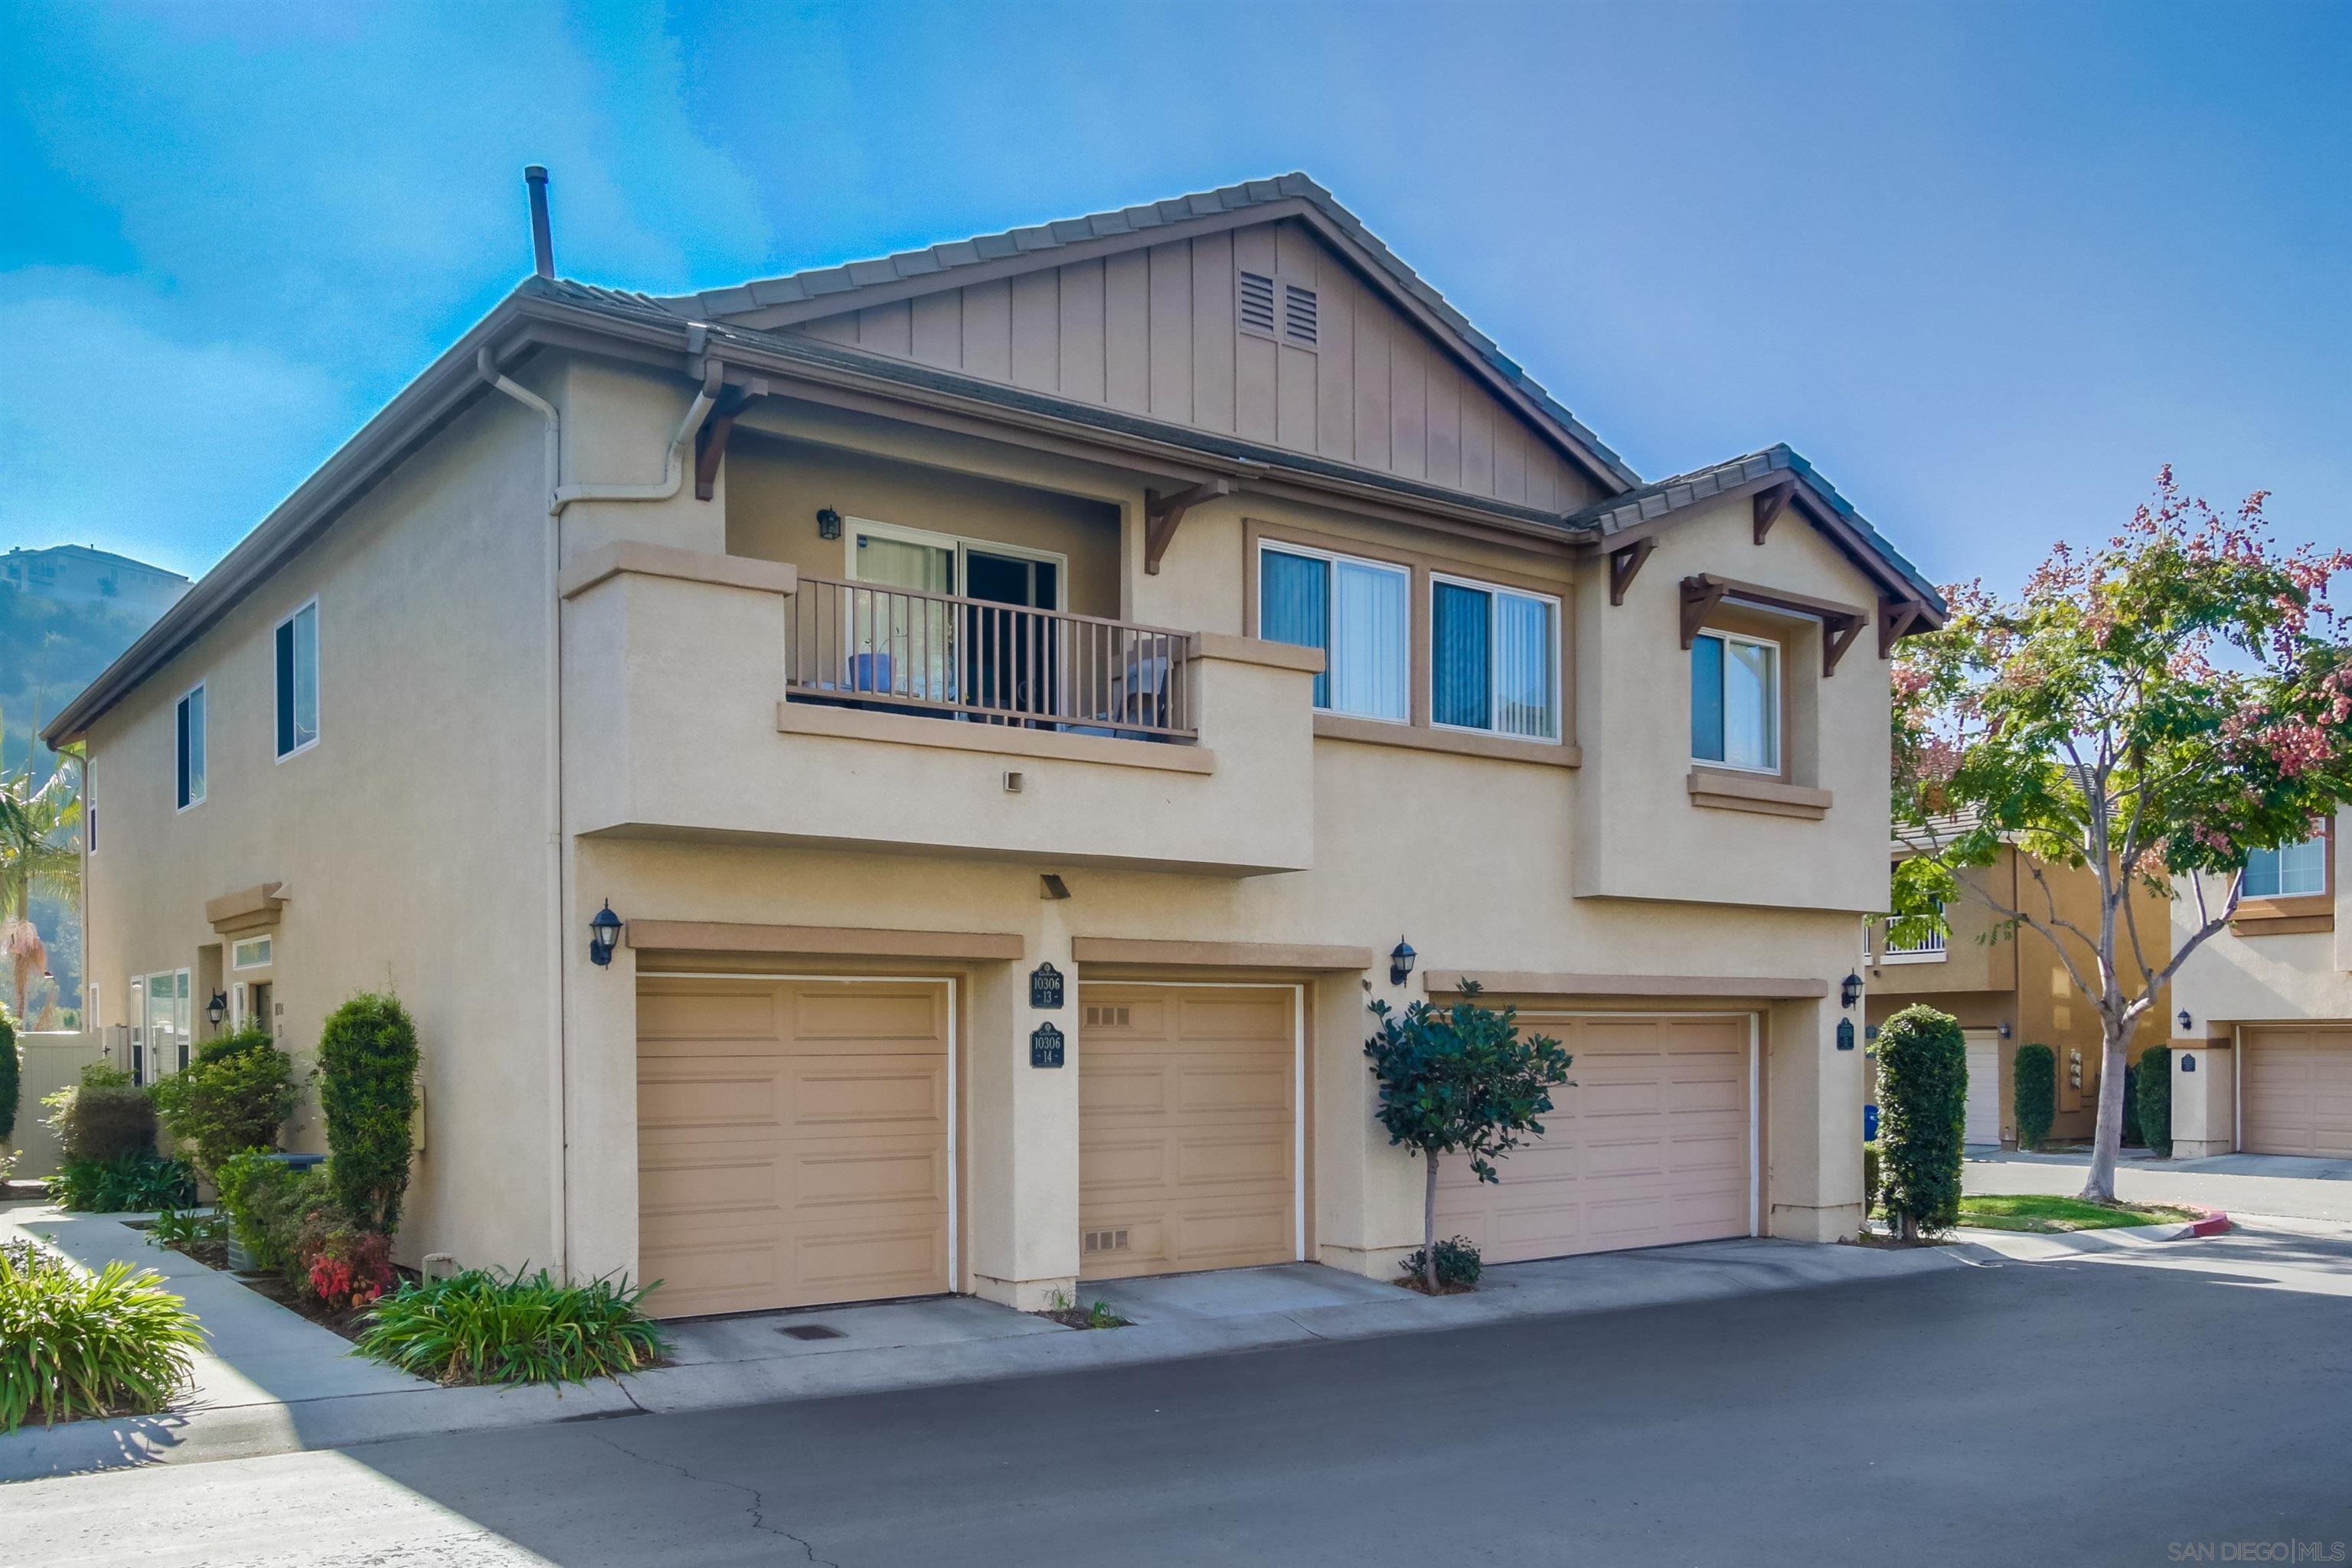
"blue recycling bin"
1864,1102,1880,1142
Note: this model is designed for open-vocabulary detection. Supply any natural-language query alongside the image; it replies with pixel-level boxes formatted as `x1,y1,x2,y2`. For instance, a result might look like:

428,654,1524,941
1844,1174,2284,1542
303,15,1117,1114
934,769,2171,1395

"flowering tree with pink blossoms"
1889,469,2352,1200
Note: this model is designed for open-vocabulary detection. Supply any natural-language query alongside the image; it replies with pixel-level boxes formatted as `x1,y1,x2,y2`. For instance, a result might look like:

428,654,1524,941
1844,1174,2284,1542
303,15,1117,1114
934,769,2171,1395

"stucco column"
1315,967,1422,1278
966,903,1080,1309
1766,996,1866,1242
2170,1040,2236,1158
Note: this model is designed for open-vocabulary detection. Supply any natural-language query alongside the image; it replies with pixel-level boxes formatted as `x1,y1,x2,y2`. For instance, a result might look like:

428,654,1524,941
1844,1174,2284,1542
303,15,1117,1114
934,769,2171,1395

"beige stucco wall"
2171,808,2351,1032
79,338,1905,1297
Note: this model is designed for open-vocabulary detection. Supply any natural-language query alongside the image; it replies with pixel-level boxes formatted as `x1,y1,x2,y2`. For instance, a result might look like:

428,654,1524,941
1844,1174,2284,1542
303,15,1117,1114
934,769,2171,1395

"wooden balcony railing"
785,575,1197,742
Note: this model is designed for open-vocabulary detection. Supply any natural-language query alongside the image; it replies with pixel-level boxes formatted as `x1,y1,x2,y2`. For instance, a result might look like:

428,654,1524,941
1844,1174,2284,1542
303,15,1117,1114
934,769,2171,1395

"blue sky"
4,0,2347,586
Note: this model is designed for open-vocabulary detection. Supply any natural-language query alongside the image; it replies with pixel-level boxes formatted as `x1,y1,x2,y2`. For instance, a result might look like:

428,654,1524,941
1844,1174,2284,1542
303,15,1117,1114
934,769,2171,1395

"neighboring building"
2,544,191,616
44,175,1947,1318
2170,812,2350,1158
1864,847,2171,1147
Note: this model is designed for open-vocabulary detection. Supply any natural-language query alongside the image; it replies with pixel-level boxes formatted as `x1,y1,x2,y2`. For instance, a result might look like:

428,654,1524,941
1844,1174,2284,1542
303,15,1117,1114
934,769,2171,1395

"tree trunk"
1423,1151,1440,1292
2079,1022,2134,1203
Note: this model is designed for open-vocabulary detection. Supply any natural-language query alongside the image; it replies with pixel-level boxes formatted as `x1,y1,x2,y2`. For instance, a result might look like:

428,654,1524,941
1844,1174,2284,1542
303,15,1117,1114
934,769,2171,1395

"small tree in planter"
1877,1005,1967,1240
2012,1044,2056,1152
318,993,419,1235
2134,1045,2174,1158
1364,982,1570,1292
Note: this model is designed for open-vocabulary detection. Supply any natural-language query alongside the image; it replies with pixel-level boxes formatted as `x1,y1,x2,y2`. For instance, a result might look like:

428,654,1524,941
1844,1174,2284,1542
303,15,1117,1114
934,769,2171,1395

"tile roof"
1563,443,1945,612
652,172,1642,492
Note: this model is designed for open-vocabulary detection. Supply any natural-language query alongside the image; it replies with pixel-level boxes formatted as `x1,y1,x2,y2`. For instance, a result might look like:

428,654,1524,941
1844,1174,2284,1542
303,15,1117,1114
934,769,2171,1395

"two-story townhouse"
44,174,1945,1318
2169,812,2350,1158
1865,846,2172,1147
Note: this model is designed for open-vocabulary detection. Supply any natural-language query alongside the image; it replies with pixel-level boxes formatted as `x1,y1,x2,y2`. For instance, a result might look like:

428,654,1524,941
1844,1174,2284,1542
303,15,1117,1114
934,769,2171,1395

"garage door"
637,975,951,1318
1436,1012,1753,1263
2241,1024,2352,1158
1964,1032,2002,1145
1079,984,1298,1281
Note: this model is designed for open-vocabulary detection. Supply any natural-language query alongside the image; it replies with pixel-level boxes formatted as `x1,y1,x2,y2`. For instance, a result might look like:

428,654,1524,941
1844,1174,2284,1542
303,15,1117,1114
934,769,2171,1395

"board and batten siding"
790,220,1602,513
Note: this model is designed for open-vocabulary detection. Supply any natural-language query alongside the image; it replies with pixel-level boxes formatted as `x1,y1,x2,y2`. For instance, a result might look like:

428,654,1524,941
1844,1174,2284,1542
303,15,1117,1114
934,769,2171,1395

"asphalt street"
15,1219,2351,1567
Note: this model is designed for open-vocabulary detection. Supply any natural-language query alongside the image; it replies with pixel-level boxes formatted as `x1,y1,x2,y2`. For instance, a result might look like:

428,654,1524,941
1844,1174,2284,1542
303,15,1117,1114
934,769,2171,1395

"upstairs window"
276,599,318,759
1431,577,1560,741
2243,834,2326,898
1691,629,1779,773
1258,543,1406,722
175,684,206,810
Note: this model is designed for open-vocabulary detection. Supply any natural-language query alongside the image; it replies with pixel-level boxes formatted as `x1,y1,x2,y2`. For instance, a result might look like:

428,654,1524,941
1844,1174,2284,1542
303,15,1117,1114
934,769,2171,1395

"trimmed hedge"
44,1063,156,1163
2012,1044,2056,1152
1877,1004,1966,1238
318,994,419,1235
2134,1045,2174,1158
150,1027,301,1181
1,1008,18,1144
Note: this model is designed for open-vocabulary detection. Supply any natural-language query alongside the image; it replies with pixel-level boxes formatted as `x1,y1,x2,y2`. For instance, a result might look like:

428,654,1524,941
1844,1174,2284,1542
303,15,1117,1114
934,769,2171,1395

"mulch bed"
1844,1230,1949,1250
1394,1275,1477,1295
132,1226,415,1344
1034,1303,1132,1330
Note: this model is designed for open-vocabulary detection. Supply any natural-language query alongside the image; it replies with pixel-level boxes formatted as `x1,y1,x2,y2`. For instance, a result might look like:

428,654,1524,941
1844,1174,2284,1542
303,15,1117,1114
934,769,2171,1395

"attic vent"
1239,270,1277,335
1283,283,1317,345
1085,1005,1131,1028
1083,1229,1131,1254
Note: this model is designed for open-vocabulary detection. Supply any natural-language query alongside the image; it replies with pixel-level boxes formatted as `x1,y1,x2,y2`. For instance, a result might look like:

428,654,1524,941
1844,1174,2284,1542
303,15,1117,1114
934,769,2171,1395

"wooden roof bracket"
1821,611,1866,676
1679,575,1729,648
1878,599,1924,659
693,375,769,501
1752,480,1796,545
1145,476,1239,574
1608,537,1656,606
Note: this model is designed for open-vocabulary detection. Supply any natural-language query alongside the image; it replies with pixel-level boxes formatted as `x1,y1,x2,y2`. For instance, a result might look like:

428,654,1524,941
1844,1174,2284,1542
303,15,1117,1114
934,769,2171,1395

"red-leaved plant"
296,1215,395,1311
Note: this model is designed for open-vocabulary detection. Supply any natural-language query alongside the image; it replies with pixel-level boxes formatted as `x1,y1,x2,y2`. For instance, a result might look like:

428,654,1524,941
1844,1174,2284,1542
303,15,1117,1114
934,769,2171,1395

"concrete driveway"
1965,1148,2352,1221
14,1217,2350,1566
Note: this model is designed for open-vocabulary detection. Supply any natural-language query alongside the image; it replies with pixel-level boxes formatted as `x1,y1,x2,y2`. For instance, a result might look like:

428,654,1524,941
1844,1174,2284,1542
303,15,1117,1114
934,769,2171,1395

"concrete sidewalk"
1964,1148,2352,1222
2,1209,1967,1485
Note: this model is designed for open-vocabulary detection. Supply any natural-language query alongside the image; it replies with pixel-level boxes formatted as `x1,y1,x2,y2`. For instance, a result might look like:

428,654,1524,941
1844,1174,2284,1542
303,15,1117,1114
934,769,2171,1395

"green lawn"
1957,1194,2200,1233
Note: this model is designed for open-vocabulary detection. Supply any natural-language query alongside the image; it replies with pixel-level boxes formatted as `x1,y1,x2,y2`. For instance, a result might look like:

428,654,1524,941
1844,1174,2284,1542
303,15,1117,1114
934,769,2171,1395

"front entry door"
962,550,1057,719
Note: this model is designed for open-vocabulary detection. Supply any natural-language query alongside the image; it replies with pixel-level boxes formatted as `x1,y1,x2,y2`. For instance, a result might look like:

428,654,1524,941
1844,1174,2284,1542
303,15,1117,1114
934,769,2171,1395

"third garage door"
2241,1024,2352,1158
1436,1012,1753,1263
1079,984,1298,1280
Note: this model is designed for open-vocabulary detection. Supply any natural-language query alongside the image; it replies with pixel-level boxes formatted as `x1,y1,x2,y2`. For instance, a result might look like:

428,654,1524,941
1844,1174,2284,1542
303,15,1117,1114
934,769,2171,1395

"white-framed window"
232,935,273,970
2243,834,2326,898
1429,574,1561,741
175,682,207,810
1690,628,1780,773
140,969,191,1080
1256,541,1408,723
275,598,319,760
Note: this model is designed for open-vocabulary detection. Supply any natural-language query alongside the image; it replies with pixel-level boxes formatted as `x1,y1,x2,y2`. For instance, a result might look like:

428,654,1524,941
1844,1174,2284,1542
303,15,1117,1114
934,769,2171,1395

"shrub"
215,1151,332,1276
317,994,419,1234
146,1207,228,1251
2135,1045,2174,1158
295,1213,396,1310
1,1006,18,1144
2121,1058,2146,1148
1364,982,1571,1292
354,1269,668,1387
1,1239,205,1431
1877,1004,1967,1239
51,1152,196,1213
2013,1044,2057,1152
150,1027,301,1181
1397,1236,1482,1290
1863,1140,1882,1218
44,1063,157,1163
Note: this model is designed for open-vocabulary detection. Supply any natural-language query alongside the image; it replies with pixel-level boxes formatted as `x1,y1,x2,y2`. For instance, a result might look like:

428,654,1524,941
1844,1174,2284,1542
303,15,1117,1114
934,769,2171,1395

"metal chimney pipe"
524,165,554,279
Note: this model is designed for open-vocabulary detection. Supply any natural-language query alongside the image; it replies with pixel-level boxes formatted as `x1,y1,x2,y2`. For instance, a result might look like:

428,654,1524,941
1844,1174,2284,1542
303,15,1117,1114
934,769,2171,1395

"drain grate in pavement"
778,1323,845,1341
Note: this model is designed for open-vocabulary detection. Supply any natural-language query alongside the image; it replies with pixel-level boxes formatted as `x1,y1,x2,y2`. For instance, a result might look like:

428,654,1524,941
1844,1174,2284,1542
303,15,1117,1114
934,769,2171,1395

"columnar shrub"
2134,1045,2174,1158
1,1007,19,1145
150,1027,301,1181
1877,1004,1967,1239
2012,1044,2056,1152
317,993,419,1234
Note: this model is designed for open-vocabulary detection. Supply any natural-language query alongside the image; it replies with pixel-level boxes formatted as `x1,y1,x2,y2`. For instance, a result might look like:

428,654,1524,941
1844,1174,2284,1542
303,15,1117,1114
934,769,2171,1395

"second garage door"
637,975,952,1318
1079,984,1298,1281
2241,1024,2352,1158
1437,1011,1753,1263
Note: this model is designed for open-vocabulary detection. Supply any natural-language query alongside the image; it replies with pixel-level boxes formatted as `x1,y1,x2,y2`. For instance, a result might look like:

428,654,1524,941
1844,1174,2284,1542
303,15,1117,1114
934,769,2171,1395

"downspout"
474,330,721,1279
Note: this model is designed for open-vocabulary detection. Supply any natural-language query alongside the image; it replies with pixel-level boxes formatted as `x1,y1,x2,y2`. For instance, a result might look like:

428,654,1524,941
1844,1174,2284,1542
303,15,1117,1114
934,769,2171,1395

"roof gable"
662,175,1638,501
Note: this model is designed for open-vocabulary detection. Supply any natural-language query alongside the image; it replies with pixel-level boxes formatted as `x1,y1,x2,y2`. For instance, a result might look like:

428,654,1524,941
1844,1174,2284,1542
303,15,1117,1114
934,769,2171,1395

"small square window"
1691,629,1779,773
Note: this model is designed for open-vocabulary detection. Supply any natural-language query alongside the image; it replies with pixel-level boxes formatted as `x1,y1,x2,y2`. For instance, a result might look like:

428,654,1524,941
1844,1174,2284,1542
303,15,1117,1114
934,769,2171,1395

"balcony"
560,544,1319,875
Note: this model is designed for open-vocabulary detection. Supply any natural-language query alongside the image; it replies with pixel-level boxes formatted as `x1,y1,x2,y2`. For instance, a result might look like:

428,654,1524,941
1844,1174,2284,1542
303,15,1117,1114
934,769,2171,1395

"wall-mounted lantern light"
207,991,228,1027
816,508,842,541
1389,939,1417,986
1840,972,1863,1010
589,901,623,968
1998,1022,2012,1040
2177,1009,2193,1034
